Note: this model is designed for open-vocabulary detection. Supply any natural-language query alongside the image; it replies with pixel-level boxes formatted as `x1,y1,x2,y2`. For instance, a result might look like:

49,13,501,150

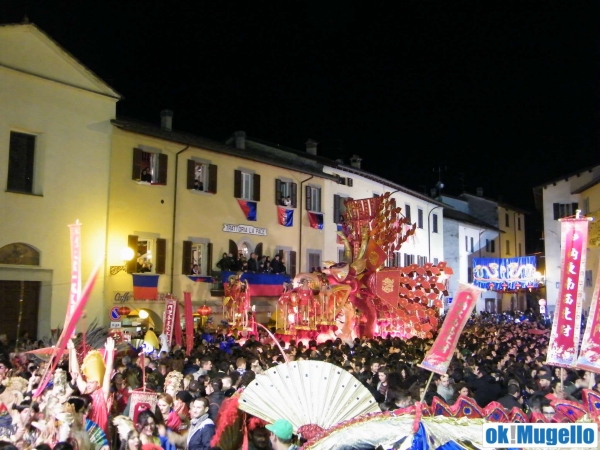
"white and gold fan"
238,360,380,433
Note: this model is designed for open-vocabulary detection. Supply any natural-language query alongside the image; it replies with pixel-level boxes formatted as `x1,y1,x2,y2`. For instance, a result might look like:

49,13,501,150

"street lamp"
428,206,442,261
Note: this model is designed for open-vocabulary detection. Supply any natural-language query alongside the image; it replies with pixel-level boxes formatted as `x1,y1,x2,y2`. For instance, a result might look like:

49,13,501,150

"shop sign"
223,223,267,236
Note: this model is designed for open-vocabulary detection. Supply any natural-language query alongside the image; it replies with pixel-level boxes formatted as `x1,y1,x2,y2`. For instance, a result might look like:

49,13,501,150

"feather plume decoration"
239,361,380,433
112,415,135,441
210,396,244,450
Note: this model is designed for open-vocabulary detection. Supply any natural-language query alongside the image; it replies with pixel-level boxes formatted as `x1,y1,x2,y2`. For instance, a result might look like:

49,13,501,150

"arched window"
0,243,40,266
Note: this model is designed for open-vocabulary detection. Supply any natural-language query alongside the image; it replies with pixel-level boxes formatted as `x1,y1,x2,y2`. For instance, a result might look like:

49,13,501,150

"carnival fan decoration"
238,360,380,435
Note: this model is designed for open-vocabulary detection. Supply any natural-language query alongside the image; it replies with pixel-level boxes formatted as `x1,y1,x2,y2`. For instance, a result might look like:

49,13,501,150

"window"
517,216,521,231
127,235,167,274
470,237,474,253
132,148,168,185
586,270,593,288
275,248,297,277
417,209,424,229
7,131,36,194
275,179,297,207
305,185,322,212
465,236,468,252
518,243,522,256
234,169,260,201
486,239,490,252
338,248,346,263
307,250,321,272
187,159,217,193
394,252,402,267
490,239,495,253
333,195,347,223
347,177,353,187
553,202,578,220
182,240,213,275
403,253,414,266
405,204,412,222
432,214,438,233
468,267,473,283
583,198,590,215
505,213,510,227
417,255,427,266
505,239,510,255
433,257,439,265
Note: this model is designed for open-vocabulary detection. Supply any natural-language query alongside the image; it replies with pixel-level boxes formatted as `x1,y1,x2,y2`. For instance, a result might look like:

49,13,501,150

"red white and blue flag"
308,211,324,229
187,275,213,283
133,274,160,300
222,271,290,297
277,206,294,227
237,199,257,221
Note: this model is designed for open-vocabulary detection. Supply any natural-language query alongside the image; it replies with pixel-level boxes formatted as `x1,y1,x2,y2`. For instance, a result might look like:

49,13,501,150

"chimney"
305,139,318,155
160,109,173,131
476,187,484,197
350,155,362,169
234,131,246,150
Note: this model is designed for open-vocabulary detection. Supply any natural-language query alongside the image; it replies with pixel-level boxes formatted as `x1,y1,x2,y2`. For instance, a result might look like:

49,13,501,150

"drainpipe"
298,175,314,274
170,145,190,293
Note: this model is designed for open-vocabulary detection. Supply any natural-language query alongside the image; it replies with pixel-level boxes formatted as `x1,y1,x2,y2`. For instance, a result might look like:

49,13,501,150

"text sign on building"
223,223,267,236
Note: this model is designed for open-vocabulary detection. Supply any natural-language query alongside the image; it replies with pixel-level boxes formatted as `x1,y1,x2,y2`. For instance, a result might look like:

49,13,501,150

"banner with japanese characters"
419,283,483,375
576,256,600,372
546,217,589,368
162,297,178,348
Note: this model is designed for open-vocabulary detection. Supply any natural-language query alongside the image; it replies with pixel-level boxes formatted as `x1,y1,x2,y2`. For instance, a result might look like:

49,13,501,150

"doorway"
0,280,40,342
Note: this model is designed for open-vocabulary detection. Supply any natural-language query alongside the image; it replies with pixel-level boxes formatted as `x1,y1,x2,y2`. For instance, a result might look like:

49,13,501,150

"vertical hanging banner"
546,216,590,368
67,220,82,321
577,257,600,372
419,283,483,375
184,292,194,355
162,297,178,348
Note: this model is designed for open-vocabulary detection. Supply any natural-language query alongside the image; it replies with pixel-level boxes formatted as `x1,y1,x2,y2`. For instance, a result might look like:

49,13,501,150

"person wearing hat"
266,419,298,450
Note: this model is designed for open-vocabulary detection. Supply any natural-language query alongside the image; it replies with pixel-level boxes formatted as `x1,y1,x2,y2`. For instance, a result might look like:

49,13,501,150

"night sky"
2,1,600,250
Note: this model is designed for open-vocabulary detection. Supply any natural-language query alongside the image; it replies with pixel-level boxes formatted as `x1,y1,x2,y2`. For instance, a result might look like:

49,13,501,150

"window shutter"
127,235,138,274
275,179,282,205
208,164,218,193
158,153,168,185
207,243,213,276
182,240,192,274
347,178,353,187
305,185,312,211
553,203,559,220
253,174,261,201
339,177,346,185
155,238,167,274
317,188,322,212
291,183,298,208
289,251,297,277
333,195,341,223
132,148,144,181
186,160,195,190
234,170,242,198
572,203,579,215
255,243,263,258
229,240,238,259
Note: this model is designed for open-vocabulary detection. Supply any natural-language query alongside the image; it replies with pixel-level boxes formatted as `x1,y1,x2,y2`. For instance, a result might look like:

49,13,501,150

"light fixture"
138,309,149,319
110,247,135,275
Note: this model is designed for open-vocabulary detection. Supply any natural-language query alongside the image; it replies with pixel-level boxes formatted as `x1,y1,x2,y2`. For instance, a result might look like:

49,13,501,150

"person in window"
271,255,285,274
280,196,291,207
190,264,200,275
141,168,152,182
261,256,272,273
194,179,204,191
216,253,234,272
140,262,152,273
247,253,259,272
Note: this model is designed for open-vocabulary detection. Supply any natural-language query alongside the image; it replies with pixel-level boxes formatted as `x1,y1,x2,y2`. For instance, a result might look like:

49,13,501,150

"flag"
419,283,483,375
67,220,82,322
184,292,194,355
547,217,589,368
277,206,294,227
308,211,324,229
188,275,213,283
132,274,160,300
577,257,600,372
365,238,387,271
222,271,290,297
237,199,257,221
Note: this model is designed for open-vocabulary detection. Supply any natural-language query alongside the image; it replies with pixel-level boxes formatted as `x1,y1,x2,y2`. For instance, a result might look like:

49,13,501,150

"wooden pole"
420,372,435,403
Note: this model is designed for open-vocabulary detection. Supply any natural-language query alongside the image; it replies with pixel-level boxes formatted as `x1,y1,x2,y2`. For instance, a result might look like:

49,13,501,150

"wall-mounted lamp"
138,309,149,319
110,247,135,275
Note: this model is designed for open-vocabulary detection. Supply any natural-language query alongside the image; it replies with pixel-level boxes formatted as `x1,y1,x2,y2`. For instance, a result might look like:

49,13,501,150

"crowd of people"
215,253,286,275
0,310,596,450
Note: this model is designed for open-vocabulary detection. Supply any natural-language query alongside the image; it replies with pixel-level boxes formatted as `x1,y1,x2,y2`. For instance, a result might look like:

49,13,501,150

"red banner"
184,292,194,355
162,297,178,349
419,283,482,375
173,303,182,348
577,258,600,372
370,268,403,305
546,217,589,368
67,220,82,322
